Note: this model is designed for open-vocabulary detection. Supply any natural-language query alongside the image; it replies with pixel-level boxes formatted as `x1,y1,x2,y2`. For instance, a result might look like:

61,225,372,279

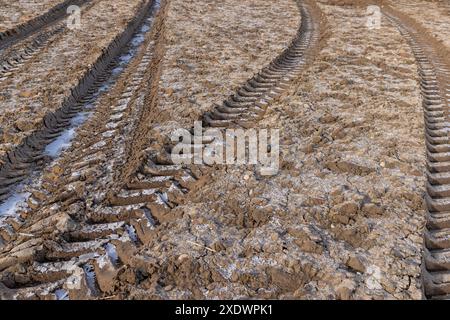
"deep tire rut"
0,0,156,204
0,0,326,300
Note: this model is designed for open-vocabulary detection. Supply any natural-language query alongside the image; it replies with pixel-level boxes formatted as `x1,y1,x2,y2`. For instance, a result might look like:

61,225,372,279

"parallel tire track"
0,25,65,82
0,0,155,204
0,0,325,300
382,4,450,300
0,0,99,83
0,0,89,51
0,0,165,300
203,0,326,129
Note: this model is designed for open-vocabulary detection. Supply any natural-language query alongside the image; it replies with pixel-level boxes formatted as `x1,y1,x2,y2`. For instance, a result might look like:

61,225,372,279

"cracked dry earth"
0,0,449,300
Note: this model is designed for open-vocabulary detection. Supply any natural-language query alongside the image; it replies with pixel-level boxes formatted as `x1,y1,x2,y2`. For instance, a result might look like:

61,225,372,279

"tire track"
0,0,156,205
0,0,326,300
0,0,98,83
0,0,90,52
0,25,64,82
381,3,450,300
0,0,164,300
203,0,325,129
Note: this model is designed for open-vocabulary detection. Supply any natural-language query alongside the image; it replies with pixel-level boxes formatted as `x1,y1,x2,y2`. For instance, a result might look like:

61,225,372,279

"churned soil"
0,0,143,160
2,0,448,301
128,0,426,299
0,0,63,31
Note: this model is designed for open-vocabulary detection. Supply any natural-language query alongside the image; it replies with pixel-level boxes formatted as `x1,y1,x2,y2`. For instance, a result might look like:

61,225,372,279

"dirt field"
0,0,63,31
0,0,449,300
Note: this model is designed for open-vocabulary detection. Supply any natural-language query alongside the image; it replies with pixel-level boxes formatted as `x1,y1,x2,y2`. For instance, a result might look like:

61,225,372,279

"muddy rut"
0,0,326,299
0,0,448,300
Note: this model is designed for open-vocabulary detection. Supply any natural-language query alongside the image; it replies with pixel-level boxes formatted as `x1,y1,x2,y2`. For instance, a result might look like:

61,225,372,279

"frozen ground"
0,0,143,161
0,0,63,31
128,0,426,300
1,0,448,300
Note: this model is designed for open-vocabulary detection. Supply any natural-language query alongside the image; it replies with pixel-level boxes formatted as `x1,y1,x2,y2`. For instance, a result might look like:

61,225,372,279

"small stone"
295,238,323,254
336,201,358,215
346,255,366,273
52,166,64,175
362,203,383,217
166,88,174,96
381,278,396,294
31,191,47,202
14,119,34,132
164,285,174,291
18,91,33,98
212,241,226,252
331,201,359,224
178,254,189,263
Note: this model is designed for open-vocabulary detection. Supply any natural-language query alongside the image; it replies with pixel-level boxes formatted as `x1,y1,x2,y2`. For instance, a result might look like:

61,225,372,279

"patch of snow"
102,130,116,138
44,112,89,158
105,243,119,265
119,53,133,64
125,225,139,243
82,264,99,295
143,207,156,228
157,192,169,205
0,187,30,216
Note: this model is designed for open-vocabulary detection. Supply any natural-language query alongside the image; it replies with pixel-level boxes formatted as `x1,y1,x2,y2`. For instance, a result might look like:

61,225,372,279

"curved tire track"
203,0,326,129
0,0,90,51
0,0,327,300
381,3,450,300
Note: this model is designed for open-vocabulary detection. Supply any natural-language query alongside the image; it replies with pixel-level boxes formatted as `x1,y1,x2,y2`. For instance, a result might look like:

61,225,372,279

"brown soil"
0,0,143,160
1,0,450,300
156,0,301,130
126,1,426,300
0,0,63,31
